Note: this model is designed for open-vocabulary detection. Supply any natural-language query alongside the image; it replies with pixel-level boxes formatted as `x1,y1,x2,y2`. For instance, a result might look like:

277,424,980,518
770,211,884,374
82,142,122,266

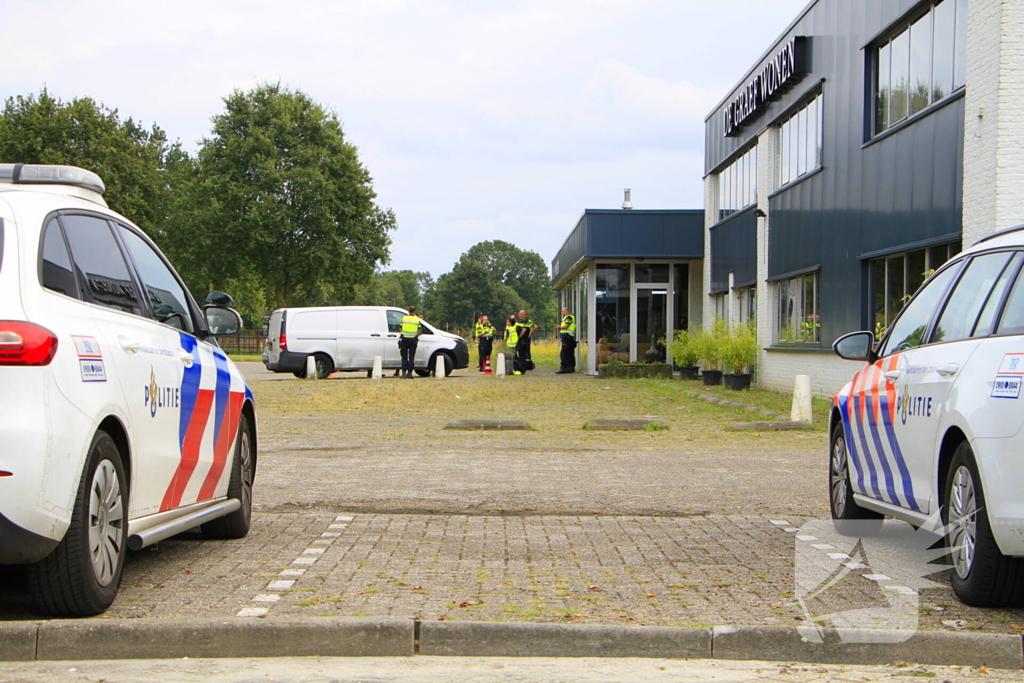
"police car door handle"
884,370,902,381
937,363,959,376
118,336,141,355
177,350,194,367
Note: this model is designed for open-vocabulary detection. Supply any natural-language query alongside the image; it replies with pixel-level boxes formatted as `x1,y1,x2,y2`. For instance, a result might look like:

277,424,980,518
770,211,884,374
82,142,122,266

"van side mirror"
205,291,235,307
833,331,876,362
204,306,242,337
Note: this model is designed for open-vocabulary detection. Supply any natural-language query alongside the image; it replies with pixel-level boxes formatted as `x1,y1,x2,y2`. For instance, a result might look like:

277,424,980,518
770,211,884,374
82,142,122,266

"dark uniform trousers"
399,338,418,373
560,334,577,372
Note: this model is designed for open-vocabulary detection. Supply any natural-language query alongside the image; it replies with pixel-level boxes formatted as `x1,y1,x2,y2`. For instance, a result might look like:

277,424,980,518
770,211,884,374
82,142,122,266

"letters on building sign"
724,37,808,137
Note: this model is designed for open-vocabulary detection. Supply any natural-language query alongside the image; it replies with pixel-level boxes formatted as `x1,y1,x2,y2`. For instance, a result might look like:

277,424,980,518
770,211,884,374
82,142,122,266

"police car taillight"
279,332,287,351
0,322,58,366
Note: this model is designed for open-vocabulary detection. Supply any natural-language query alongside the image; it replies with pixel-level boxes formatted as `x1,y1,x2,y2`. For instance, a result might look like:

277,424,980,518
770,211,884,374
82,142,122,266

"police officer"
515,309,538,373
504,315,520,375
555,306,577,374
474,314,495,371
398,306,423,379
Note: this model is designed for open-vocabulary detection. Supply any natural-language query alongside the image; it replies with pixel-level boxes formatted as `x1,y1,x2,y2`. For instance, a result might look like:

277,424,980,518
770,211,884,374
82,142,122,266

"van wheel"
313,354,333,379
829,422,882,536
202,413,255,539
27,430,128,617
943,441,1024,606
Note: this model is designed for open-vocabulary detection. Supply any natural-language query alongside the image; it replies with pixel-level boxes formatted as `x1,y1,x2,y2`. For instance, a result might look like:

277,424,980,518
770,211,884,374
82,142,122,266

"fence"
217,330,267,354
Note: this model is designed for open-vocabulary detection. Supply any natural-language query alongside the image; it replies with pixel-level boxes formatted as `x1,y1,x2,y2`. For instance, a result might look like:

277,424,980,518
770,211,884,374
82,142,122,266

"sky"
0,0,811,278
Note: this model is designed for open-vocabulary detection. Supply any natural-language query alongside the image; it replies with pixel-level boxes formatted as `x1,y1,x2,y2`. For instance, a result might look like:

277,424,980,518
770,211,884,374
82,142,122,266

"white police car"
831,226,1024,607
0,164,257,616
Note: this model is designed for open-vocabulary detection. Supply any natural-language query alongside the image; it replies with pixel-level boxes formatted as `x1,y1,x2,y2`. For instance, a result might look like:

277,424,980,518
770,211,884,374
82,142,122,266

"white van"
264,306,469,378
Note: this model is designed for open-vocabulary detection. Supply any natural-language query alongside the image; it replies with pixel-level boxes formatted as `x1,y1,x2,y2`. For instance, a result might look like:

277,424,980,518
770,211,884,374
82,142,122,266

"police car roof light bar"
0,164,105,195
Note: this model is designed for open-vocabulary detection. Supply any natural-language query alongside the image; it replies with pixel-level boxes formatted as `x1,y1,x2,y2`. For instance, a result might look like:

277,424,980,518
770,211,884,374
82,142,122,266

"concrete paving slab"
583,419,664,430
0,621,39,661
445,419,532,430
34,617,413,660
712,625,1024,669
419,621,711,658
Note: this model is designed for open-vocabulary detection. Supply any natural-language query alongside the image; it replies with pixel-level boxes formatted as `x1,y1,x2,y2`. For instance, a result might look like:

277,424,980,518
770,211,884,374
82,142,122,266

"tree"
0,89,172,235
185,83,395,312
352,270,433,310
463,241,554,328
426,259,525,331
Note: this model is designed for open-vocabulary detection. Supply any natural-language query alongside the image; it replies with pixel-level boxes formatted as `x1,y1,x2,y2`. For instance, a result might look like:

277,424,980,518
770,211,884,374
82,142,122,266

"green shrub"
670,328,701,367
695,317,729,371
720,321,759,374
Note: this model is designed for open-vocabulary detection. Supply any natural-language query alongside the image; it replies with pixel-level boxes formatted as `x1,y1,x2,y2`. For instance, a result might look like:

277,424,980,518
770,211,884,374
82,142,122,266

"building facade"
704,0,1024,395
551,209,704,374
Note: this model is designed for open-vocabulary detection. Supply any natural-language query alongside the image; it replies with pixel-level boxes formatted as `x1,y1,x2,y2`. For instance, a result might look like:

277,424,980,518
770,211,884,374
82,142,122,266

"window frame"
775,271,820,345
868,240,961,337
777,91,824,189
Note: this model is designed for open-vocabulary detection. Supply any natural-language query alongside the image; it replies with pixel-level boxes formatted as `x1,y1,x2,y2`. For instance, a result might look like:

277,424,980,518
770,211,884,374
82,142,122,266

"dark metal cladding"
705,0,964,346
710,208,758,294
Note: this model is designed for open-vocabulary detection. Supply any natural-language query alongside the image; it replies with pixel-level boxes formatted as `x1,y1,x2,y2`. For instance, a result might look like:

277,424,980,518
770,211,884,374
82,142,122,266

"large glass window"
778,92,823,187
595,264,630,347
738,286,756,325
776,272,819,343
874,0,967,136
879,261,961,356
718,146,757,221
869,241,961,336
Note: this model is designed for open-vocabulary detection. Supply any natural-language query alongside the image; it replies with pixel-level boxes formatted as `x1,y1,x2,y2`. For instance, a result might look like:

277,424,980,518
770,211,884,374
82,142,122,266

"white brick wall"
702,174,718,330
758,350,856,397
963,0,1024,245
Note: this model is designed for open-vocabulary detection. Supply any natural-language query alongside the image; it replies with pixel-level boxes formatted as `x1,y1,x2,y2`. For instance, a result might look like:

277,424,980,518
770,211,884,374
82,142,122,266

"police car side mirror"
833,331,876,363
204,291,235,307
203,306,242,337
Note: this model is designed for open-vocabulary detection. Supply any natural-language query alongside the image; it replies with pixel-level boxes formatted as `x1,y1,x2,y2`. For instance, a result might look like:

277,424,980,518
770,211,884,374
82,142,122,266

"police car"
0,164,257,616
831,226,1024,607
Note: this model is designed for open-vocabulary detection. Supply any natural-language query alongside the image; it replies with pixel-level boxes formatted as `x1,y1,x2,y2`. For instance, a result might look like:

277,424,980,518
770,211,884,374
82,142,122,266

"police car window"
932,252,1013,344
972,253,1021,337
60,214,142,315
40,218,79,298
878,261,961,357
116,226,194,333
387,310,403,333
995,258,1024,335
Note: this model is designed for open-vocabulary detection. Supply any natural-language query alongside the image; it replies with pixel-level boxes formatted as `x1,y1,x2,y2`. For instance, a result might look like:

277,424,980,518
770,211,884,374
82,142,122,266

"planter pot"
723,373,752,390
701,370,723,386
677,366,700,380
598,364,674,379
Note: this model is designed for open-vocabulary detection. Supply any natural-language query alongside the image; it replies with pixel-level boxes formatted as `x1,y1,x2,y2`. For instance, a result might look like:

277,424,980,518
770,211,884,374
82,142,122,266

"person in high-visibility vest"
514,310,538,373
555,307,577,374
398,305,423,379
474,314,496,372
504,315,520,375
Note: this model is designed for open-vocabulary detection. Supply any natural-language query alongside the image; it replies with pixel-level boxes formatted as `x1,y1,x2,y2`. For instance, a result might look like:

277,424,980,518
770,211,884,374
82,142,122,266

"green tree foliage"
426,259,525,331
352,270,433,310
0,89,172,234
463,240,554,328
178,83,395,313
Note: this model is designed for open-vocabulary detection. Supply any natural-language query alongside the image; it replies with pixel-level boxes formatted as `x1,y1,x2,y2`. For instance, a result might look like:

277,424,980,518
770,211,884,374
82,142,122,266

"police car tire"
829,422,883,536
944,442,1024,607
27,430,128,617
202,412,254,540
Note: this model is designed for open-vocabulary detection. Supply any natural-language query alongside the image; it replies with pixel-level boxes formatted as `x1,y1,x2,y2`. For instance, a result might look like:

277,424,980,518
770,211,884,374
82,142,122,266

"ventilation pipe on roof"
622,189,633,210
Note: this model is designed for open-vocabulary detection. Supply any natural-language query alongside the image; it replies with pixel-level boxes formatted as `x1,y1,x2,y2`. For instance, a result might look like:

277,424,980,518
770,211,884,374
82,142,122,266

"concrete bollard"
371,355,382,380
791,374,813,423
496,353,506,377
305,355,317,379
434,354,446,379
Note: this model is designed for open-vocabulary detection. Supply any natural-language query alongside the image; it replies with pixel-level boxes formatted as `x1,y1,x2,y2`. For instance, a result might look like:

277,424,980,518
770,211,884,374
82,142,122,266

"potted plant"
696,317,729,385
721,321,758,390
670,328,701,380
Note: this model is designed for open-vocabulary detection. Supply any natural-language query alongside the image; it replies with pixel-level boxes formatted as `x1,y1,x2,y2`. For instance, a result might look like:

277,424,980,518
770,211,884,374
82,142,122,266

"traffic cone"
483,355,492,375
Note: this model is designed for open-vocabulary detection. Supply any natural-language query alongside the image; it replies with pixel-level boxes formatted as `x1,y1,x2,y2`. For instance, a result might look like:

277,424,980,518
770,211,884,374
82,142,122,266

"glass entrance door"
636,287,668,362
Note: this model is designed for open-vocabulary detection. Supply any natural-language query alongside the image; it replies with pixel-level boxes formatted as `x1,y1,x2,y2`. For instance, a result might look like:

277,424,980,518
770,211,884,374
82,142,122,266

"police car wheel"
27,430,128,617
944,442,1024,607
202,413,255,539
829,422,882,536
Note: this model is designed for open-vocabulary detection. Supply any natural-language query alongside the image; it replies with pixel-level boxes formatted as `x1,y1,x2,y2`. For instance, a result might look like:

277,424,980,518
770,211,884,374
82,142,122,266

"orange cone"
483,355,492,375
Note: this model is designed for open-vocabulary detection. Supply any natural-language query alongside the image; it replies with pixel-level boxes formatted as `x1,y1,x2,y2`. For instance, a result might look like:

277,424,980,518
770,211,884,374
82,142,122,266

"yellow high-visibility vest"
505,324,518,347
400,315,421,338
562,314,577,337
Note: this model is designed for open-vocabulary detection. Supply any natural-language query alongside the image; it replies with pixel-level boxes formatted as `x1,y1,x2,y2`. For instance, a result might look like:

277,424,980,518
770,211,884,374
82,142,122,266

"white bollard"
496,352,506,377
305,355,317,379
791,374,813,423
371,355,383,380
434,354,446,379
